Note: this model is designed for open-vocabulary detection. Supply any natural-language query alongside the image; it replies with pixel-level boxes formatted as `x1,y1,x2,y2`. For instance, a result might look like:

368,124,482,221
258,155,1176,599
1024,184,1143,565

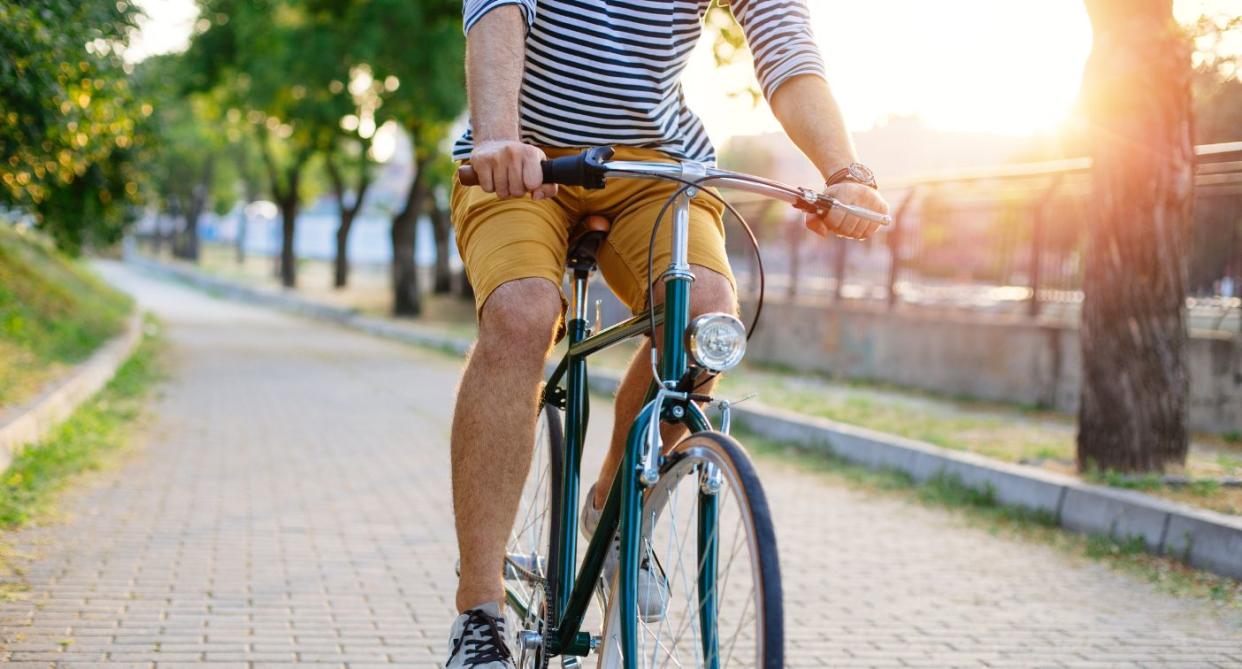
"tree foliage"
0,0,143,252
130,54,241,258
1190,12,1242,143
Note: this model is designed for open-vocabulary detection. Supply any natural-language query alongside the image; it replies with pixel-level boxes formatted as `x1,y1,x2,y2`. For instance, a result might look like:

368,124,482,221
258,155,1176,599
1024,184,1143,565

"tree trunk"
152,208,166,255
430,200,453,294
278,192,299,288
1077,0,1195,473
184,157,213,263
334,214,353,289
258,132,308,289
236,206,248,265
182,208,201,262
326,150,368,290
392,161,428,316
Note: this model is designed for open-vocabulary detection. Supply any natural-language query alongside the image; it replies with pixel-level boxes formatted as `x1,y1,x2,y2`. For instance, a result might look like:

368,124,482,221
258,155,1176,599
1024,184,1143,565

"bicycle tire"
504,402,563,669
597,430,784,669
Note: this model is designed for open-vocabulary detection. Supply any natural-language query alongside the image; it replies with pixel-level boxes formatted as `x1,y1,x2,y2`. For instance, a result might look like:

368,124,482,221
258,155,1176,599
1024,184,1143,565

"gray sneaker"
445,603,515,668
581,484,670,623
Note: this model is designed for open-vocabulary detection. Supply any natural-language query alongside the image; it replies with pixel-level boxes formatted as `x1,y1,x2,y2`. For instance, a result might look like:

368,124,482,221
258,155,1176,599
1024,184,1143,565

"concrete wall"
744,299,1242,435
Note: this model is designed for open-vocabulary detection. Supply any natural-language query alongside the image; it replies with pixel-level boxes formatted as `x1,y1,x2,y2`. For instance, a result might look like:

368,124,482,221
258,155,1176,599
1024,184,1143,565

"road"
0,261,1238,668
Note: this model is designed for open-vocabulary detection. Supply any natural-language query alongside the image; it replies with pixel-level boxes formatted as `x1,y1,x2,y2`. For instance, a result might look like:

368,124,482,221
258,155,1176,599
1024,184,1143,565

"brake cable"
606,169,768,389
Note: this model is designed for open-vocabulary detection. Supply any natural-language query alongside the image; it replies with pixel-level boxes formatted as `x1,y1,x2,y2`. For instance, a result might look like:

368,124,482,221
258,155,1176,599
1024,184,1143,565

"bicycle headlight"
687,313,747,373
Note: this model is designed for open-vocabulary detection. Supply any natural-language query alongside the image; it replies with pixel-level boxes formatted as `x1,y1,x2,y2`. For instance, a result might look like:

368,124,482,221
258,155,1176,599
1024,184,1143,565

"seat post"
570,270,590,325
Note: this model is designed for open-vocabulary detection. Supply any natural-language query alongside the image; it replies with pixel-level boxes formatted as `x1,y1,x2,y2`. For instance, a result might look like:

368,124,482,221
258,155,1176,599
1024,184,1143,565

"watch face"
848,163,875,184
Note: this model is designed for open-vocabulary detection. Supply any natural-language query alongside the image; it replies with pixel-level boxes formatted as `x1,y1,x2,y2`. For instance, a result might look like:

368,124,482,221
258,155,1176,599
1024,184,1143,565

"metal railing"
727,141,1242,333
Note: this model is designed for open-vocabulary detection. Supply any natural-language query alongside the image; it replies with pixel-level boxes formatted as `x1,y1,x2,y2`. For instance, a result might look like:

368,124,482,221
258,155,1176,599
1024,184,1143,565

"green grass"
0,319,162,529
738,428,1241,609
719,365,1078,464
0,225,132,407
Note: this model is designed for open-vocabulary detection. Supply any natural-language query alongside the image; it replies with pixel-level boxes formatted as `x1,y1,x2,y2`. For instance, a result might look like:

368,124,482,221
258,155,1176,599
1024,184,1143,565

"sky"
129,0,1242,146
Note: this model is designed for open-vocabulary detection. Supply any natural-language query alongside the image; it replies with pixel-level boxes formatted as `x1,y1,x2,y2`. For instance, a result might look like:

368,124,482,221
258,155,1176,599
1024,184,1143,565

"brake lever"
795,188,893,226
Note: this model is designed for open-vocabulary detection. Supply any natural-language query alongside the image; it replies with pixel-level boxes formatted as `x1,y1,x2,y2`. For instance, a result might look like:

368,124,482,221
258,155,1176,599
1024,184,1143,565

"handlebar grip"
541,154,593,187
455,160,578,187
456,146,616,190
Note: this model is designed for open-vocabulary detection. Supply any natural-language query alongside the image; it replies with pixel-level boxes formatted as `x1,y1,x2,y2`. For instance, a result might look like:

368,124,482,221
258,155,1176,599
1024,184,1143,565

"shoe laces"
454,608,513,665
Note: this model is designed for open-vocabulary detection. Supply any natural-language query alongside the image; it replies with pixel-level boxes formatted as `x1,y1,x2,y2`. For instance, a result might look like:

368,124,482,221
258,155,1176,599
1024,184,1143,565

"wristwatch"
825,163,878,190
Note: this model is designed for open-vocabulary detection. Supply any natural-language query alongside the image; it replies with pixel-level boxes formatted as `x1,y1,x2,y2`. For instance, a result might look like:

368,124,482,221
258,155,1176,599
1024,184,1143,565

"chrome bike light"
686,313,747,372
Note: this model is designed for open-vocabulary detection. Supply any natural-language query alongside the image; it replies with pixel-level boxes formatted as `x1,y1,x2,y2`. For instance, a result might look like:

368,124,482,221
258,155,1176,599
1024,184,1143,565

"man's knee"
688,266,737,318
478,278,563,358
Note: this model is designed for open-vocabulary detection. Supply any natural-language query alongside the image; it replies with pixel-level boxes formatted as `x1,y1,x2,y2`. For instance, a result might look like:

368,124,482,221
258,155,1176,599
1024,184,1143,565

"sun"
686,0,1097,142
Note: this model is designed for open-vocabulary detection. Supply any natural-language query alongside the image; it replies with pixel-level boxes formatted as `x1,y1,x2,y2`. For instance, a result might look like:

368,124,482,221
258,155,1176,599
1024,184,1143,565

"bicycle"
457,146,891,669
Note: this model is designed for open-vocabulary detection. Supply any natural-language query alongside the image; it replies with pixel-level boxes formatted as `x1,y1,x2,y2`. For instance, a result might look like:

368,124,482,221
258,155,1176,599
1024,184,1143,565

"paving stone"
0,262,1238,668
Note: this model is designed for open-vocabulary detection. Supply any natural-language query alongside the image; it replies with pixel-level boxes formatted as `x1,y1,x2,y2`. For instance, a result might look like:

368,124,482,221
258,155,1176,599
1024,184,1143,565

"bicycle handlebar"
455,146,893,226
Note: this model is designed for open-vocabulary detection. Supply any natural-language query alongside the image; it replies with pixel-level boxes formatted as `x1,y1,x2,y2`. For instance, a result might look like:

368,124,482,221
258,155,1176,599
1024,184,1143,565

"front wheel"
505,402,562,669
598,431,784,668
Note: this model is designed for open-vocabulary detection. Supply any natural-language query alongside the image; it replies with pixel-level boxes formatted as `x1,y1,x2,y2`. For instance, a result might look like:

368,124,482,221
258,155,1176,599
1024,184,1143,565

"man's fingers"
477,162,496,194
826,206,850,234
804,212,828,237
862,219,884,239
521,152,544,194
491,161,511,198
506,160,525,200
843,215,866,239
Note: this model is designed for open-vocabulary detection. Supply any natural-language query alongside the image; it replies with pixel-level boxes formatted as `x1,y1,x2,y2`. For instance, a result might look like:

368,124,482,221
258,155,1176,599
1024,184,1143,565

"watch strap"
825,163,878,190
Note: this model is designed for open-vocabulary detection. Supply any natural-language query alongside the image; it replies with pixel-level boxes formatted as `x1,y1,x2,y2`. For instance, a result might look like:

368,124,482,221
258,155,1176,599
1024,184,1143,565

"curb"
728,402,1242,579
0,309,145,472
125,254,472,357
127,254,1242,581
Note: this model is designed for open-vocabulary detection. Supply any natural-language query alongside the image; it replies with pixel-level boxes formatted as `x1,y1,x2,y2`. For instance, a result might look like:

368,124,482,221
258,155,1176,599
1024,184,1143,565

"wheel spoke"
601,435,778,669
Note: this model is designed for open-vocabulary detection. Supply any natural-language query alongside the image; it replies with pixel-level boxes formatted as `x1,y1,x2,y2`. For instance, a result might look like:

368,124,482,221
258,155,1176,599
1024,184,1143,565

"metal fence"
727,141,1242,333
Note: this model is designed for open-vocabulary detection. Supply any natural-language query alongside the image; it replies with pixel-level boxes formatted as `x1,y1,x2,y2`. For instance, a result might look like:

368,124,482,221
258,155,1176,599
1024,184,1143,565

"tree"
354,0,465,316
131,55,236,262
424,151,457,294
1077,0,1195,473
186,0,339,287
319,59,394,289
324,139,370,288
1,0,143,253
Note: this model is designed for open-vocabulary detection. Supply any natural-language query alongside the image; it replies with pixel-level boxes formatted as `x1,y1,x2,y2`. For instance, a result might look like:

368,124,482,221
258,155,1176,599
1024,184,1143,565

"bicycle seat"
566,215,611,273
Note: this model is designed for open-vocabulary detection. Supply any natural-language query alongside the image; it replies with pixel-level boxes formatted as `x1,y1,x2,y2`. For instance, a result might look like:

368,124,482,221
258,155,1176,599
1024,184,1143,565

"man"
447,0,890,665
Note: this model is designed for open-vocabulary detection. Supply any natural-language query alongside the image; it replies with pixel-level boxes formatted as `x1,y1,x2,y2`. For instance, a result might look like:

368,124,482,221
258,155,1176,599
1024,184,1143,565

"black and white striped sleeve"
463,0,536,35
729,0,827,101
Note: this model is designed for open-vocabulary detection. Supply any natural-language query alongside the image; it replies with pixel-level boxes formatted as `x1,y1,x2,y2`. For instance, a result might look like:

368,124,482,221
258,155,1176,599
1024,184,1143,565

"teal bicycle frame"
501,158,893,666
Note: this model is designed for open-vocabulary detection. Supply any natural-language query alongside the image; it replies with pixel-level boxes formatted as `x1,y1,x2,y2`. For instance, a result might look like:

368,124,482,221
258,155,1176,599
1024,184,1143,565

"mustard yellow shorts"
451,146,737,316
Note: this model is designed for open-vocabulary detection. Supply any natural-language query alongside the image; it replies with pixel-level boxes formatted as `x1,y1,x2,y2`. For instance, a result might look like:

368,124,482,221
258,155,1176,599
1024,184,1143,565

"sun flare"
685,0,1238,145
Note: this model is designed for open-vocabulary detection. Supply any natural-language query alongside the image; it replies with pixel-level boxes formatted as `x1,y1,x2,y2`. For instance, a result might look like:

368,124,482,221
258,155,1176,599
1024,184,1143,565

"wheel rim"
598,440,768,668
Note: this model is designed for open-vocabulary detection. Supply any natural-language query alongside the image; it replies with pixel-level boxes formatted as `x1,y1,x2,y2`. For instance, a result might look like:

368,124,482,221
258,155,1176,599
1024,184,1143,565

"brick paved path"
0,262,1238,668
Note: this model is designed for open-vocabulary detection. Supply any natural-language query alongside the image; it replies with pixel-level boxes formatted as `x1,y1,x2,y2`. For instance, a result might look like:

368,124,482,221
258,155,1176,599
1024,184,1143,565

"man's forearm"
770,75,857,181
466,6,526,142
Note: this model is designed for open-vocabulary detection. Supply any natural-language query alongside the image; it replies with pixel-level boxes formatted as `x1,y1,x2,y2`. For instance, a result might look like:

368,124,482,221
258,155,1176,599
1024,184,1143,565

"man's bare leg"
592,267,737,509
452,278,563,612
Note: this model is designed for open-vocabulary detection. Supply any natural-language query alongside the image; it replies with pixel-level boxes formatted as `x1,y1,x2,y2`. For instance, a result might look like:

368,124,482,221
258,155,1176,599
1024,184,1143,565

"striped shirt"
453,0,826,165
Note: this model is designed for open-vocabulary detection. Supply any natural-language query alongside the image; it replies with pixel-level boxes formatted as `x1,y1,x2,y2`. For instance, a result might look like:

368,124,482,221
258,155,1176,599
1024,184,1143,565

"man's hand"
469,140,558,200
804,182,891,241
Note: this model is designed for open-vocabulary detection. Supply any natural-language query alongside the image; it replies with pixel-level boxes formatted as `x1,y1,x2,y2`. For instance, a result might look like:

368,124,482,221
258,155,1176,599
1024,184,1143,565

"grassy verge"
0,225,132,408
739,428,1242,609
0,317,162,529
715,363,1242,515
